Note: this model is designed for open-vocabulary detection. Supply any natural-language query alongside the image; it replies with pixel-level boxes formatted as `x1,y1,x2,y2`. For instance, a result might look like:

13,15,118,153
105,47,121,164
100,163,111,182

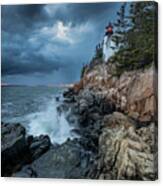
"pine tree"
111,3,128,50
127,1,157,68
110,1,157,72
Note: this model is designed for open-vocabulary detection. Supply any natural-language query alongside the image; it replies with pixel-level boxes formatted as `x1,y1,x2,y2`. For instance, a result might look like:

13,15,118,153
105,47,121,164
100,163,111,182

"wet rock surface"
1,123,29,176
14,139,94,178
1,123,51,177
27,135,51,160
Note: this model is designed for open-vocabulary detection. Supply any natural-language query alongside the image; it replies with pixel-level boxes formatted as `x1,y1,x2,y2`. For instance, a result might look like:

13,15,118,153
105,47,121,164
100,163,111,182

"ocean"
1,86,75,144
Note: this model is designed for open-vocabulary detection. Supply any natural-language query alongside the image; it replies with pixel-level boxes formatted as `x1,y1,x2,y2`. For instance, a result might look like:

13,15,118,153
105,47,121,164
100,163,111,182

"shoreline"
1,64,158,180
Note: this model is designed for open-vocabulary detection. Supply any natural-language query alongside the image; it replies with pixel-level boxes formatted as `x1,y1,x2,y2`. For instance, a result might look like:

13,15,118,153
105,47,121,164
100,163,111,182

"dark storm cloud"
44,3,118,26
1,53,61,75
1,4,47,32
2,3,118,31
1,2,121,84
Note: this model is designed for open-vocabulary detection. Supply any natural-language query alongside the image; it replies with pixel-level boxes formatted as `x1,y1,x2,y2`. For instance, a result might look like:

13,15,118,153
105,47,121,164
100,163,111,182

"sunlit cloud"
2,3,120,85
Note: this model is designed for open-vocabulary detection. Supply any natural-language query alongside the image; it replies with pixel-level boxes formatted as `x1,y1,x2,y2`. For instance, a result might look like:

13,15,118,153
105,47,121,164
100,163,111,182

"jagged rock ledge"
1,63,158,180
61,63,158,180
1,122,94,178
1,122,51,177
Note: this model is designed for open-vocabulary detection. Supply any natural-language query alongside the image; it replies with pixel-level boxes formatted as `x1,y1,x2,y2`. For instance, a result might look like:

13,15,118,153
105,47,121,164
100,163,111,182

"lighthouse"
102,22,114,62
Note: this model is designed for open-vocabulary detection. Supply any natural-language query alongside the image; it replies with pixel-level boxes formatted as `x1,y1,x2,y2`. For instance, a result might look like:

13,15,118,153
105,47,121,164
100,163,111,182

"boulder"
63,88,76,101
14,139,93,178
1,123,29,176
1,123,51,177
28,135,51,160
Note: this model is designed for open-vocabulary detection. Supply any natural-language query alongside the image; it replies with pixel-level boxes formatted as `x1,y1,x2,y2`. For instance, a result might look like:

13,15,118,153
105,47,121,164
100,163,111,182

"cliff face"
71,61,158,180
75,62,157,123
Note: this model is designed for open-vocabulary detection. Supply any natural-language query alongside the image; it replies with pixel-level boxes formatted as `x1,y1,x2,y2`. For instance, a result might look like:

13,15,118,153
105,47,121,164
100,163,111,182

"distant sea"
1,86,75,144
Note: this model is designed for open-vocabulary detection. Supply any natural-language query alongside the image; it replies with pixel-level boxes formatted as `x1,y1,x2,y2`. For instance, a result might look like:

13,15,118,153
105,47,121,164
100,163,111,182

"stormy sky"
1,3,121,85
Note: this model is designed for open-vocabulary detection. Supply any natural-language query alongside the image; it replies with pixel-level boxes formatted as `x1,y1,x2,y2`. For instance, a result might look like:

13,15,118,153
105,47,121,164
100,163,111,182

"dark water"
1,86,75,144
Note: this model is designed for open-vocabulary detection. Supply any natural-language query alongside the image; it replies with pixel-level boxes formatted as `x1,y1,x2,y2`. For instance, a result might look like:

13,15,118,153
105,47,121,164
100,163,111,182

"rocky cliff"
1,59,157,180
75,62,157,123
65,60,158,180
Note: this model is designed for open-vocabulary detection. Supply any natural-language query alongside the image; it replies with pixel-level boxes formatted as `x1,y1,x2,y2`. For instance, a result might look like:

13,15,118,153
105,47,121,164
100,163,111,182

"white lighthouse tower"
102,23,115,62
103,36,114,62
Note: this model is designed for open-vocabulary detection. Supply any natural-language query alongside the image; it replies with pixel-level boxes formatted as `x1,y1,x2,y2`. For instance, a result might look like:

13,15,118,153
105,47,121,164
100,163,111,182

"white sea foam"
26,98,74,144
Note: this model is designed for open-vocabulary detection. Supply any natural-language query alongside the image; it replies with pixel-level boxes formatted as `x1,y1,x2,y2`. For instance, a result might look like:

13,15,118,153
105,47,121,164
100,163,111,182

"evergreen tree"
110,1,157,72
111,3,128,50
